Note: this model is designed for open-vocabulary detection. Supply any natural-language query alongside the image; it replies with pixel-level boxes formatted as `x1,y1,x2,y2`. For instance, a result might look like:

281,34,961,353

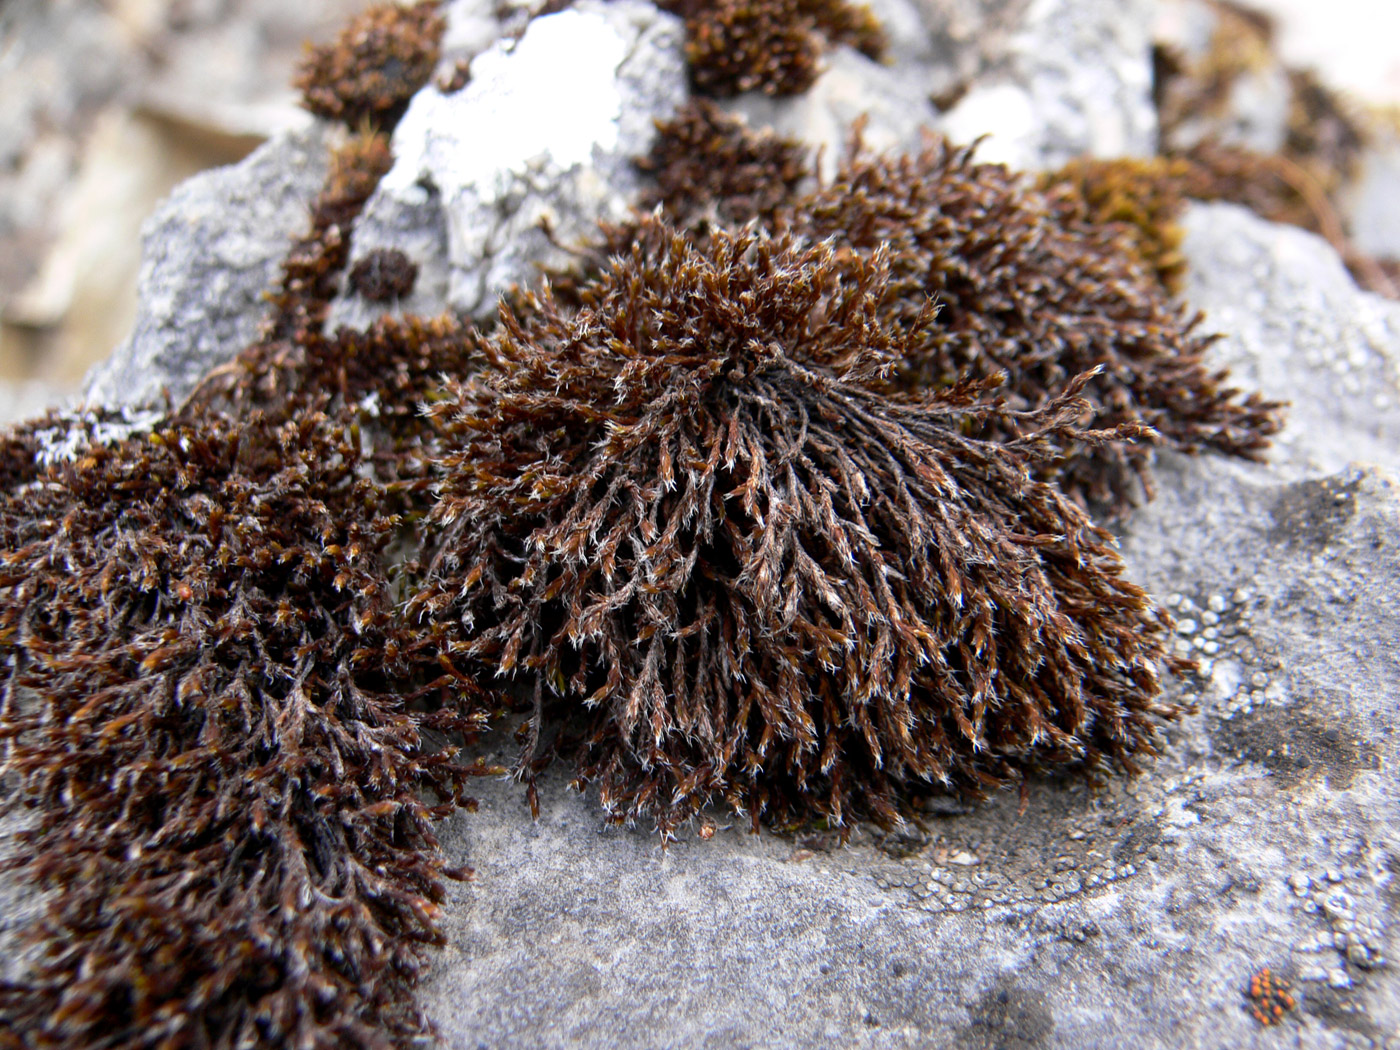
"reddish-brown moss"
658,0,885,97
1042,156,1195,296
781,137,1283,515
0,94,489,1047
637,99,813,232
411,216,1191,837
350,247,420,302
0,410,492,1050
295,1,447,130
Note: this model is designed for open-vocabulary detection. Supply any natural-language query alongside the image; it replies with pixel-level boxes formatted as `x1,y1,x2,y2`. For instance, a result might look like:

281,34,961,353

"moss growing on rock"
658,0,885,97
295,1,447,131
0,410,492,1050
787,138,1284,514
412,217,1191,837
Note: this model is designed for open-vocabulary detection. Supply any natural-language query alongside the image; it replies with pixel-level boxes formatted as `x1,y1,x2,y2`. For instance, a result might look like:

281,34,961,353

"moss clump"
0,411,491,1050
295,1,447,130
786,138,1284,514
411,216,1190,837
637,99,813,232
350,247,420,302
595,110,1283,516
0,102,489,1048
658,0,885,97
1042,156,1195,296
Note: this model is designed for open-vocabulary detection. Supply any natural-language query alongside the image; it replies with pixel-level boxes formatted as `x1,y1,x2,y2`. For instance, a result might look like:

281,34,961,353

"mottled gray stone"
1346,132,1400,262
725,46,942,177
1180,202,1400,478
907,0,1033,102
1153,0,1293,156
81,125,331,410
331,0,687,325
937,0,1158,169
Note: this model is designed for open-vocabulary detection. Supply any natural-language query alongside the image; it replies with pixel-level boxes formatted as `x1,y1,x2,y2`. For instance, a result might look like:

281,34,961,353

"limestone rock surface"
937,0,1158,169
3,3,1400,1049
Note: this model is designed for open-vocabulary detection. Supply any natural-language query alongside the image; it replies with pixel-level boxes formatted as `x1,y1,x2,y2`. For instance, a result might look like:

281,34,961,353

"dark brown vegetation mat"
0,1,1322,1045
411,217,1195,837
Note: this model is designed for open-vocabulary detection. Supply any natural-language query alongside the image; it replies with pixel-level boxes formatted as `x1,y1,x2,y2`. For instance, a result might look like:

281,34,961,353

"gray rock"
907,0,1034,103
724,47,942,177
326,179,454,333
331,0,687,324
437,0,507,70
0,807,45,988
937,0,1158,169
1180,202,1400,478
80,125,331,411
1153,0,1293,156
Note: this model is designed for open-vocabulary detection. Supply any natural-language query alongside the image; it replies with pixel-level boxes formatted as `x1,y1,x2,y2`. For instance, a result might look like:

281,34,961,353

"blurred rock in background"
0,0,369,417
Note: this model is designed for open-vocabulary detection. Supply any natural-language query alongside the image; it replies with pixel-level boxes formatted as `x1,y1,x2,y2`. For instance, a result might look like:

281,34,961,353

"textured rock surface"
724,46,942,177
80,125,330,410
938,0,1157,169
0,0,367,388
1180,202,1400,477
329,0,687,326
1348,133,1400,262
5,3,1400,1049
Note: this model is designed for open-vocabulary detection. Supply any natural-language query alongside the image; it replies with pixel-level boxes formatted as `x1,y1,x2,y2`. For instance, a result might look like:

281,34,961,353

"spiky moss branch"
411,217,1191,838
295,1,447,131
0,409,493,1050
786,137,1284,515
657,0,885,97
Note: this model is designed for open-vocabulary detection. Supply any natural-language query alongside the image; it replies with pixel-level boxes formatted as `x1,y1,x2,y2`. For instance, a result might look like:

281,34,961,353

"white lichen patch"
386,10,630,203
337,0,687,324
33,407,165,467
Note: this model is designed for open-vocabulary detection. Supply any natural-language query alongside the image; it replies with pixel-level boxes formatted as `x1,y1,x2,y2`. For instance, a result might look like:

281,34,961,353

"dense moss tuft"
787,138,1284,514
411,216,1192,837
638,99,813,232
1042,156,1195,296
618,108,1284,516
350,247,420,302
295,1,447,130
658,0,885,97
0,411,492,1050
